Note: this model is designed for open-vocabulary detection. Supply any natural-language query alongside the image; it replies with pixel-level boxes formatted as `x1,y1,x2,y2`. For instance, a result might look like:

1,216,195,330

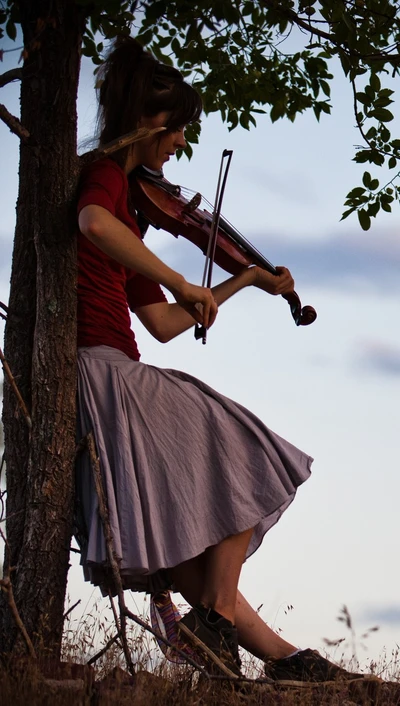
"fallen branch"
0,345,32,429
79,126,166,165
0,103,30,141
87,631,122,665
0,526,37,660
86,431,135,676
0,68,23,89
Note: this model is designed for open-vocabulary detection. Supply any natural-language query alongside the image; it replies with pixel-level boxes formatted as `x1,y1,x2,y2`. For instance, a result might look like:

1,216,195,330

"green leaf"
349,186,366,197
381,201,392,212
370,108,394,122
367,201,380,218
358,209,371,231
362,171,372,188
340,207,356,221
370,73,381,92
388,156,397,169
369,179,379,190
5,19,16,41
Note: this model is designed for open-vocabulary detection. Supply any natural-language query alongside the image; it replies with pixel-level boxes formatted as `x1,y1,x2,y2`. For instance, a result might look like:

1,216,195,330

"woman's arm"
135,266,294,343
79,204,218,328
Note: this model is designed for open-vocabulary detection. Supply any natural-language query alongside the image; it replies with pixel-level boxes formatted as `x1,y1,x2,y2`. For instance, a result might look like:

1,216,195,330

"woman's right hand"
170,280,218,329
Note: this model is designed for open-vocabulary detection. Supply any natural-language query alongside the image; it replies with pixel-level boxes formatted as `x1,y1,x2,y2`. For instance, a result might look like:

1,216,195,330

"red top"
77,158,167,361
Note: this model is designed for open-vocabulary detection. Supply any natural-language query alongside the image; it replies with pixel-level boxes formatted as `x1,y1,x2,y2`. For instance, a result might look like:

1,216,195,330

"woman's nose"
174,130,187,149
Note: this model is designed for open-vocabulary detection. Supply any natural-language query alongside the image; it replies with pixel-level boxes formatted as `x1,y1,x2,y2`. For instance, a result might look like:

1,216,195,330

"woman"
75,36,363,683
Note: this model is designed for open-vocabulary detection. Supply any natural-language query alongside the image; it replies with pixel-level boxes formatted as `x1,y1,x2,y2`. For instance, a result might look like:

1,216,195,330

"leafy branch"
2,0,400,227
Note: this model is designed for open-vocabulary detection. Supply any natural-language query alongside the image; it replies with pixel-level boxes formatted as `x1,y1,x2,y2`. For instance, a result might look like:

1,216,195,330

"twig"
86,431,135,676
63,599,81,623
0,526,37,659
79,126,166,165
108,589,121,634
0,103,30,141
0,508,24,524
87,631,122,665
260,0,400,65
0,68,22,89
0,345,32,429
48,599,82,639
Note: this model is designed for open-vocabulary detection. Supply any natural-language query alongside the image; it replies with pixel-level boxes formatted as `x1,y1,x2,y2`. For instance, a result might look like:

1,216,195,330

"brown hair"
97,36,202,165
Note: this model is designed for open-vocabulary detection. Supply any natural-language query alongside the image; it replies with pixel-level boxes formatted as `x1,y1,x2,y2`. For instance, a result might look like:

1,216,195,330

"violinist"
75,35,365,682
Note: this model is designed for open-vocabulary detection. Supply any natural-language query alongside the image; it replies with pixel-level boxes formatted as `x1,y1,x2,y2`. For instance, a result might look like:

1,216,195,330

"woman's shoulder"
80,157,127,184
78,158,128,216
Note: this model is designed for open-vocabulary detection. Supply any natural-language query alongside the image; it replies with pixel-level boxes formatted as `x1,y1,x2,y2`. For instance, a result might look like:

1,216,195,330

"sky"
0,32,400,674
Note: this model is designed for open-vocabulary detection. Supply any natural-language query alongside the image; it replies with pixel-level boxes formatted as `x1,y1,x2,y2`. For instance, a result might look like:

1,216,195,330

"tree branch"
0,68,23,89
0,103,30,141
260,0,400,64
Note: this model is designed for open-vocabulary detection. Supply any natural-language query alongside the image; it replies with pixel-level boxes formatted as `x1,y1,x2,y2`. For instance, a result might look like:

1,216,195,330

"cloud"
241,164,316,203
353,341,400,377
248,228,400,295
361,605,400,626
146,224,400,296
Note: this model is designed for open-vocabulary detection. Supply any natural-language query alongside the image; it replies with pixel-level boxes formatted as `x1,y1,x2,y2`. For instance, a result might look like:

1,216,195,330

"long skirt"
76,345,313,595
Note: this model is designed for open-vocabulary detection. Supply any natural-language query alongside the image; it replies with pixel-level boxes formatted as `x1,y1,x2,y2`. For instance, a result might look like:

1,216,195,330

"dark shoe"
264,648,370,684
177,604,242,678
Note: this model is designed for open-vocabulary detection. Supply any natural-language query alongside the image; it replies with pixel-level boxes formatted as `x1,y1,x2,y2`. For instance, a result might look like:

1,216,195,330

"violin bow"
194,149,233,344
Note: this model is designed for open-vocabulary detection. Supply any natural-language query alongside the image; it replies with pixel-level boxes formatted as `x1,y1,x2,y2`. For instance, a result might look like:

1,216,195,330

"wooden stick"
0,345,32,429
0,527,37,659
80,126,166,165
87,631,122,665
86,431,135,676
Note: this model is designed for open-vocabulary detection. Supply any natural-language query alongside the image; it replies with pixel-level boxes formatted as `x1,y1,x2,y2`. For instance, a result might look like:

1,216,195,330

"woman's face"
131,111,187,172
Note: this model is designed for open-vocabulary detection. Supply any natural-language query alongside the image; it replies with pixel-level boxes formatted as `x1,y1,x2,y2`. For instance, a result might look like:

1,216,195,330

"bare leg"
170,542,296,660
235,591,296,660
171,528,253,624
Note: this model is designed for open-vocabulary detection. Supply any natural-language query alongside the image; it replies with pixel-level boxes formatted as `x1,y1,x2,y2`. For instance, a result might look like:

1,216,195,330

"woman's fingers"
173,281,218,327
253,266,294,295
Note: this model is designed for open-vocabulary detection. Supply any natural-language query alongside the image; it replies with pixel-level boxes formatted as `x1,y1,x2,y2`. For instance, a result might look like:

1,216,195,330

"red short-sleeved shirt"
77,158,167,361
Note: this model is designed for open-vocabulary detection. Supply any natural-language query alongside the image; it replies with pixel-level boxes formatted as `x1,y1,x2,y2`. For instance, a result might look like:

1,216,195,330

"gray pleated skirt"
76,345,312,595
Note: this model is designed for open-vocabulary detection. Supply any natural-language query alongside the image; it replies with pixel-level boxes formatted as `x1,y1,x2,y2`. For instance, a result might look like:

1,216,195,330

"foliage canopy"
2,1,400,228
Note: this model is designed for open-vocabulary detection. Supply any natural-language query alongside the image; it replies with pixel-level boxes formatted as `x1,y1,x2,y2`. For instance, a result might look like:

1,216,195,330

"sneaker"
177,604,242,678
264,648,371,684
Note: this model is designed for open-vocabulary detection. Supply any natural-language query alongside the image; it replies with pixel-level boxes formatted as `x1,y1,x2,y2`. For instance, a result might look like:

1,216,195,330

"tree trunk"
0,1,85,655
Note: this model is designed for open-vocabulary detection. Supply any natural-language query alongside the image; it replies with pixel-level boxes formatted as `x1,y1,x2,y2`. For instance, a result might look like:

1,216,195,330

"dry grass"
0,600,399,705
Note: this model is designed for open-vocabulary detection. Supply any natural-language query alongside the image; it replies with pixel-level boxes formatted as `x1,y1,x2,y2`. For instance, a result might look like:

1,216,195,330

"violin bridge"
181,192,201,214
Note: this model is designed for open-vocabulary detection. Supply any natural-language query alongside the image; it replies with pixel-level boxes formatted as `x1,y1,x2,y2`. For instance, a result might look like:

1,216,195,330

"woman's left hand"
250,265,294,296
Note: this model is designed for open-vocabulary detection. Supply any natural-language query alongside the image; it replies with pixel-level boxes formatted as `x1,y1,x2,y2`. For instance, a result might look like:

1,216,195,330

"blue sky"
1,35,400,671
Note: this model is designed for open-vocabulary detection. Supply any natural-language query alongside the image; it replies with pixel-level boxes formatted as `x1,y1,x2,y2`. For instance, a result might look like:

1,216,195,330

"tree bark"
0,1,85,654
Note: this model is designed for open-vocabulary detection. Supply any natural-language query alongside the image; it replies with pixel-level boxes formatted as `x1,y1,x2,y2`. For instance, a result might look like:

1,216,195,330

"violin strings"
179,186,267,262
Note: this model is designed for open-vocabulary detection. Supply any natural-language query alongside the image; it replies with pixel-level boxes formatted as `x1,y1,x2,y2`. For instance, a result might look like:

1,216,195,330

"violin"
129,167,317,329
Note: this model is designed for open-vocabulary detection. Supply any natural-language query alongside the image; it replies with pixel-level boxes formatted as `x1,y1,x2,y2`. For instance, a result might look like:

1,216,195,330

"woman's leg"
235,591,296,660
170,537,296,660
171,528,253,624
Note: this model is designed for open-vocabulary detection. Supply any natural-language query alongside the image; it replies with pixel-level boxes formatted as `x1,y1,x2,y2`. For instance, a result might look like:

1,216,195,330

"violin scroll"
283,293,317,327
